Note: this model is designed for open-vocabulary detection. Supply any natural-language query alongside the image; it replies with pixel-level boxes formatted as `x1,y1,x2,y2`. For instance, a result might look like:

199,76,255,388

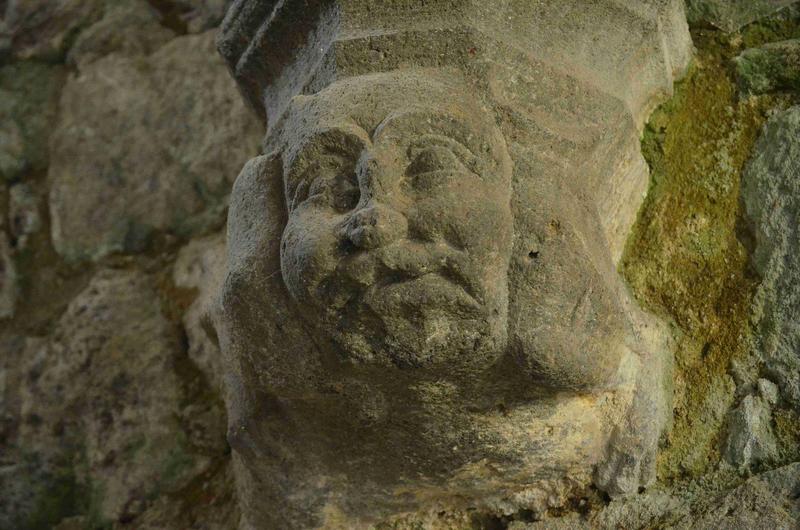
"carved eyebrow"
408,133,478,160
286,128,365,181
299,127,368,158
374,110,479,152
406,134,481,174
284,128,366,211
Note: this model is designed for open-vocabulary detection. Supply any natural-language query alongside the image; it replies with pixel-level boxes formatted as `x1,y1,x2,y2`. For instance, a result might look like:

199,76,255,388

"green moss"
143,432,197,502
621,31,782,480
13,449,107,530
122,434,148,461
22,460,85,530
0,61,65,181
85,482,113,530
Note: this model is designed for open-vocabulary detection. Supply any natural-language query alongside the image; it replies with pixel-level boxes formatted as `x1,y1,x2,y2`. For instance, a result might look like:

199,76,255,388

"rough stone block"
16,268,226,523
686,0,798,32
724,394,778,470
173,232,227,393
742,105,800,410
66,0,175,68
48,30,262,262
735,39,800,95
2,0,103,60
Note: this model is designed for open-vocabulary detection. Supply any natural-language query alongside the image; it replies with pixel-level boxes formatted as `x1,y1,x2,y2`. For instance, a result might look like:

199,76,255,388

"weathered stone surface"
685,0,798,32
15,268,225,524
134,460,240,530
0,336,52,530
174,232,227,392
212,1,692,527
0,61,64,182
735,38,800,95
742,105,800,410
66,0,175,68
2,0,103,60
516,464,800,529
687,463,800,529
757,378,779,405
48,30,262,262
724,394,778,470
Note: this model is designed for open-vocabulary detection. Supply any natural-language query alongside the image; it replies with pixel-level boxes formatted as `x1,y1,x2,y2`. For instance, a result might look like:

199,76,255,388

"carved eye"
406,135,477,188
291,151,360,212
330,173,360,212
407,146,463,175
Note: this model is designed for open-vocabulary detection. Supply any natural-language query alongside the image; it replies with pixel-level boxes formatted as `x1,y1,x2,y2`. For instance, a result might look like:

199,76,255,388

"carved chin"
331,315,505,368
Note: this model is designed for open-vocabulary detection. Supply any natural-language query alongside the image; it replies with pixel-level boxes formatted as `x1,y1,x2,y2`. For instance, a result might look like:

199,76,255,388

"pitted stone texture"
66,0,175,68
742,106,800,410
214,1,691,526
16,268,225,524
133,460,240,530
174,232,227,393
686,0,798,31
0,334,25,441
723,394,778,470
48,30,262,263
686,464,800,529
735,39,800,95
2,0,103,60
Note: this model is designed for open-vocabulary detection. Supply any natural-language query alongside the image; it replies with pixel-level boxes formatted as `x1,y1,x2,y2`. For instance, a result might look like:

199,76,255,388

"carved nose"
345,203,407,250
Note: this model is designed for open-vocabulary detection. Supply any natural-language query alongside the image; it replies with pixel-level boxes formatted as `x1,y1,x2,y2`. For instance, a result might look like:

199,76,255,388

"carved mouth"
377,267,480,308
323,245,484,313
361,276,479,318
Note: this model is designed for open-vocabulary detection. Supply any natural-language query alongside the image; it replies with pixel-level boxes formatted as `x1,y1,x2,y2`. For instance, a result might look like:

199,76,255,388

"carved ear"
210,152,324,394
203,152,283,357
226,152,286,272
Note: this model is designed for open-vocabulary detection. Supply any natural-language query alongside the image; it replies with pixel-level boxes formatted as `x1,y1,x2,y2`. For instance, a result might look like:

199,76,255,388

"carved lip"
373,269,482,310
334,242,484,308
381,266,478,300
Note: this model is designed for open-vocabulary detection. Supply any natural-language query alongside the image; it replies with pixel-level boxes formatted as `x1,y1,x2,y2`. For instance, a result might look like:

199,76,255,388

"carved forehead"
275,70,508,171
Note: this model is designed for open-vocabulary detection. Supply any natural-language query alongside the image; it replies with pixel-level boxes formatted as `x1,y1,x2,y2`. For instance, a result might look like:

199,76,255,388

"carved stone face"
276,72,513,368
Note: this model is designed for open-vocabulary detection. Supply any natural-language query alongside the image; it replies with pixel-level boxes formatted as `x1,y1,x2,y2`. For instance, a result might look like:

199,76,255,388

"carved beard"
313,268,509,369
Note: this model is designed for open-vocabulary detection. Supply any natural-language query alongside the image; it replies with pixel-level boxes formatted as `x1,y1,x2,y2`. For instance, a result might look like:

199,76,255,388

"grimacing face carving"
277,73,514,369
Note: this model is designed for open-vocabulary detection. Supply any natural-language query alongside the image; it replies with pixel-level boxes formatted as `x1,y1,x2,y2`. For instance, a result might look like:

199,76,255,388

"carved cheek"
280,207,341,304
417,180,511,256
461,194,513,255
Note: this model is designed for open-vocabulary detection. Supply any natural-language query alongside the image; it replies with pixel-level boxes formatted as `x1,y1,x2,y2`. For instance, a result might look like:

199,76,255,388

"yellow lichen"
621,31,782,480
774,408,800,463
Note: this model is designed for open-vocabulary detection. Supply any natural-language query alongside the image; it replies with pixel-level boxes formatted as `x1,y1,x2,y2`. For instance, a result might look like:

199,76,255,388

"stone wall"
0,1,260,528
